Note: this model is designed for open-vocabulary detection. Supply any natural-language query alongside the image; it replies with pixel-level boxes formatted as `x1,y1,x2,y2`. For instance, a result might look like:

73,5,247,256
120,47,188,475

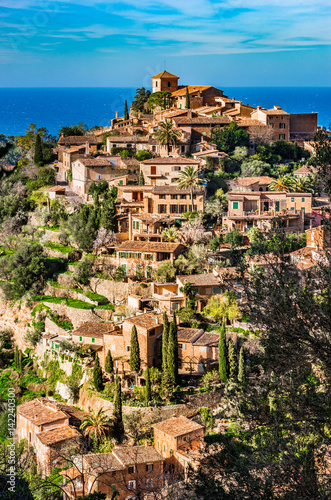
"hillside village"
0,72,330,499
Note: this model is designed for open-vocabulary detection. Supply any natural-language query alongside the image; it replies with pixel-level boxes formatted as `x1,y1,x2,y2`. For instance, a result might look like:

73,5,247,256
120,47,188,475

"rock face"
0,299,34,351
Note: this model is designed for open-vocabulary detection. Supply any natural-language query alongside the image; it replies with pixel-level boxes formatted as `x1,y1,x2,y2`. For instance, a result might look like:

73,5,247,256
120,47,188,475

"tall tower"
151,71,179,93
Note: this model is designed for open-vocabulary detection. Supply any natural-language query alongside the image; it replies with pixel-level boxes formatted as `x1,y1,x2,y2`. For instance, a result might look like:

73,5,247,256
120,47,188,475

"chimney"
115,111,118,119
257,106,261,110
85,142,89,155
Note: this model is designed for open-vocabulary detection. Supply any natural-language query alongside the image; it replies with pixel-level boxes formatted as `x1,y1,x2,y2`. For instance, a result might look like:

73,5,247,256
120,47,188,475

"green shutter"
301,197,305,202
133,221,135,229
79,336,82,342
233,201,239,209
137,221,139,229
92,338,95,343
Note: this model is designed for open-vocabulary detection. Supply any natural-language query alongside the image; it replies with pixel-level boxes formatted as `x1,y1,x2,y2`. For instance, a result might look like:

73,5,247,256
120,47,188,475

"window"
180,343,186,350
232,201,239,209
172,302,179,310
163,444,166,452
79,336,82,342
213,287,222,294
291,197,295,202
159,194,166,199
171,194,178,199
132,221,135,229
301,207,305,212
301,197,305,202
291,207,294,210
97,174,102,180
279,122,286,129
119,180,123,185
155,81,158,87
158,204,167,214
279,134,286,140
275,201,280,212
128,466,135,474
157,441,160,448
136,221,139,230
128,480,136,490
200,346,208,352
125,346,131,352
168,81,171,87
29,431,32,443
146,464,153,472
92,338,95,343
149,328,155,336
180,194,186,199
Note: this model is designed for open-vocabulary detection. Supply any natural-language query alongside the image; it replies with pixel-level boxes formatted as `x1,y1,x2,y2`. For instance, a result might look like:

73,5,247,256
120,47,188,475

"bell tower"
151,71,179,93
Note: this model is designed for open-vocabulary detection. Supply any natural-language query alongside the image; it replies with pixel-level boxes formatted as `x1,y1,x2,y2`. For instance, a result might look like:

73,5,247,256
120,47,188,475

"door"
151,166,156,175
263,201,269,212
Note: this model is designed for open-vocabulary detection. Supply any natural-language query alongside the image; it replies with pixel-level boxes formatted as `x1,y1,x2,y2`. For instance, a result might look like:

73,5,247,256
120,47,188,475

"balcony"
223,209,300,219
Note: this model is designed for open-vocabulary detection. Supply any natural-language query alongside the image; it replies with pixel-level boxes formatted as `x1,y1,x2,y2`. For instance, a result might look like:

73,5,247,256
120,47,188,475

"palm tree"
162,226,178,242
291,176,314,193
155,119,181,155
178,165,202,210
269,175,294,192
80,407,109,447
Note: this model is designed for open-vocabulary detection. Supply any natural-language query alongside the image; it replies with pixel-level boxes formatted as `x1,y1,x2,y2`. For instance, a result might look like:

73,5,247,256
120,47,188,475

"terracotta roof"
151,70,179,79
37,425,80,446
75,158,111,167
141,157,200,164
171,86,211,97
108,135,149,143
152,186,204,195
116,241,184,253
177,327,204,343
82,453,124,473
63,145,86,153
236,119,267,127
46,186,66,192
260,108,289,115
153,416,203,437
72,322,117,338
113,445,163,465
173,117,230,125
17,399,68,426
193,332,220,346
293,165,317,175
58,135,98,145
234,176,274,186
122,185,153,192
177,273,220,287
125,313,162,330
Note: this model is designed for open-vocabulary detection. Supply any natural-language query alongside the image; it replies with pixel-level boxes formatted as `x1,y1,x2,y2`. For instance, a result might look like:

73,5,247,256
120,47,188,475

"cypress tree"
172,313,178,383
105,350,113,374
238,347,245,384
113,376,124,439
218,322,227,383
93,354,104,392
162,311,169,372
145,366,151,402
228,339,237,378
185,87,190,109
18,350,22,371
138,171,145,185
167,322,177,386
124,99,129,120
130,325,141,373
101,198,117,232
14,346,18,370
34,133,44,165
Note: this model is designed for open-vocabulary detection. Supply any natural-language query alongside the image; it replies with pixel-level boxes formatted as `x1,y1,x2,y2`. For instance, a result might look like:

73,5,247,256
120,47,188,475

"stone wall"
0,299,34,351
42,301,113,328
89,277,151,304
77,387,223,421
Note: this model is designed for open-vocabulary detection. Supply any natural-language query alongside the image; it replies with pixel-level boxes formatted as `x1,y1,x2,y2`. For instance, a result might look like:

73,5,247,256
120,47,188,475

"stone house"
289,113,318,145
140,157,201,186
223,191,312,235
111,241,185,277
16,398,86,476
106,135,149,154
250,106,290,142
293,165,318,178
226,176,275,192
171,86,226,110
151,70,180,93
71,157,127,196
59,145,86,181
172,116,231,143
45,185,66,200
57,135,98,162
176,273,223,312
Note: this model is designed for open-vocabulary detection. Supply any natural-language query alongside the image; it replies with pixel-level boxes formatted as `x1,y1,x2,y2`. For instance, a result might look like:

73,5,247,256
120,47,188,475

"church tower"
151,71,179,93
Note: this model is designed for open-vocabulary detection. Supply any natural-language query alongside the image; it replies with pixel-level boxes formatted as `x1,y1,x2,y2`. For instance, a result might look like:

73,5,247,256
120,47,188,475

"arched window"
155,81,158,87
168,81,171,87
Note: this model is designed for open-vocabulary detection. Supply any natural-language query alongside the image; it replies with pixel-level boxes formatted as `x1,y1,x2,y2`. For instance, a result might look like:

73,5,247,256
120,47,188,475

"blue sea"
0,87,330,137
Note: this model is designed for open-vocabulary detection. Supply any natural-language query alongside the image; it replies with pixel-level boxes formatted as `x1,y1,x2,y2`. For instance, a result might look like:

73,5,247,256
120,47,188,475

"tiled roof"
171,86,211,97
58,135,98,145
37,425,80,446
76,158,111,167
141,157,200,164
177,327,204,343
151,70,179,79
236,119,267,127
46,186,66,192
72,322,117,338
122,185,153,192
113,445,163,465
125,313,162,330
177,273,220,287
17,399,68,426
234,176,275,186
260,108,289,115
82,453,124,473
108,135,149,143
293,165,317,175
152,186,204,195
153,416,203,437
173,117,230,125
116,241,183,252
193,332,220,346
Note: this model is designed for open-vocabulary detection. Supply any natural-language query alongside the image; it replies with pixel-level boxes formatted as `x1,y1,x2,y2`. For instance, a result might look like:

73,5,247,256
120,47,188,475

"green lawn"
34,295,114,311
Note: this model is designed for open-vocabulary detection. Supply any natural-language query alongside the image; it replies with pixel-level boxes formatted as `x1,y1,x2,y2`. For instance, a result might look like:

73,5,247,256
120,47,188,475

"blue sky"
0,0,330,87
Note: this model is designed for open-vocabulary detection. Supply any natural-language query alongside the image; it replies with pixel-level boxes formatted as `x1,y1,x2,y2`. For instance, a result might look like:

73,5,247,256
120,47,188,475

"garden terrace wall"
0,299,34,351
39,302,113,328
89,277,151,304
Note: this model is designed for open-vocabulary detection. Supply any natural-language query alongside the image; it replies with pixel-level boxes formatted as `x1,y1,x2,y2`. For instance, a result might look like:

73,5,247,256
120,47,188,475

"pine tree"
162,311,169,372
185,87,190,109
105,350,113,374
138,171,145,185
130,325,141,373
93,354,104,392
124,99,129,120
113,376,124,439
34,133,44,165
167,322,177,386
228,339,237,378
238,347,245,384
145,366,151,402
218,322,227,383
